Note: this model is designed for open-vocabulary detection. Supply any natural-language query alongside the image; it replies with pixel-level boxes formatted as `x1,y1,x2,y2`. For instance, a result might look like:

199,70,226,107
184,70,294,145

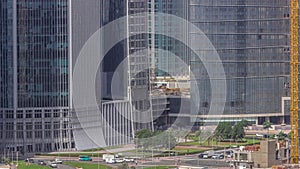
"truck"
103,154,116,163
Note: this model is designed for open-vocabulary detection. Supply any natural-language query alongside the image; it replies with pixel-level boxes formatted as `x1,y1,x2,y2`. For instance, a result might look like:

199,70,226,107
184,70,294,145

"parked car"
25,158,35,163
79,155,92,161
54,158,63,164
211,154,219,159
49,161,58,168
115,158,124,163
124,158,134,162
203,154,209,159
212,154,224,159
38,160,46,165
198,153,204,158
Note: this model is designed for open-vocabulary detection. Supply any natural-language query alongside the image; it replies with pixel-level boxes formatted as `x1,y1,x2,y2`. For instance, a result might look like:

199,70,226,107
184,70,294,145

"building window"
44,143,52,152
17,113,23,119
26,113,32,118
54,112,60,118
35,131,42,139
45,113,51,118
35,144,42,152
54,131,60,138
45,131,51,138
6,112,13,119
35,113,42,118
27,145,33,153
26,132,32,139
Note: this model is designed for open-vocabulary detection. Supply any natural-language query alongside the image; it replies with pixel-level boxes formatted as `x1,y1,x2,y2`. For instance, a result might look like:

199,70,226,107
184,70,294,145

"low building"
230,140,290,168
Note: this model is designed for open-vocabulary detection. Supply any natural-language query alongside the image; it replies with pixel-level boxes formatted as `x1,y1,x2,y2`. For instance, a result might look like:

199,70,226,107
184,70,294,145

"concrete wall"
252,140,280,168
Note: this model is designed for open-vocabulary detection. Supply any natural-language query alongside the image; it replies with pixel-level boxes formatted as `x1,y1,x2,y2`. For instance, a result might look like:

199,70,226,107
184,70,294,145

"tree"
195,130,201,137
199,130,213,145
278,131,287,140
134,129,153,149
288,131,292,139
240,119,250,128
1,157,10,165
135,129,152,139
231,123,245,141
263,121,272,140
134,129,177,149
214,122,232,140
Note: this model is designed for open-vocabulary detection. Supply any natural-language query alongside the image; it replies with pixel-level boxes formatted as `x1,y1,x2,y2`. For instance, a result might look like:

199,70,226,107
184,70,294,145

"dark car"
38,160,46,165
198,153,204,158
25,158,34,163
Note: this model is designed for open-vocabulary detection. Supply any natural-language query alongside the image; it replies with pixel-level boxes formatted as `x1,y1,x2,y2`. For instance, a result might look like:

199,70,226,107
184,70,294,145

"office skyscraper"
150,0,190,77
0,0,73,153
190,0,290,124
0,0,153,153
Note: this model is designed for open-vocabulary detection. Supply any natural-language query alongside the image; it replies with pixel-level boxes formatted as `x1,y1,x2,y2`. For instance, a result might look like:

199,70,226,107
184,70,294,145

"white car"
115,158,124,163
203,154,209,159
55,158,63,164
49,162,58,168
211,154,219,159
124,158,134,162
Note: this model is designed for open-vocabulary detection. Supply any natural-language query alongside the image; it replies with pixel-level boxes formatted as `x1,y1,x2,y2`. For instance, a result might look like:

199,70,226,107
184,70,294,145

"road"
34,147,237,168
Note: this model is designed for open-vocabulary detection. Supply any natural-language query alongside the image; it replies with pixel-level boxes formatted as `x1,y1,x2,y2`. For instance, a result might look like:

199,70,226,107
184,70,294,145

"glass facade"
0,0,72,154
151,0,190,77
0,1,13,108
17,0,69,108
190,0,290,116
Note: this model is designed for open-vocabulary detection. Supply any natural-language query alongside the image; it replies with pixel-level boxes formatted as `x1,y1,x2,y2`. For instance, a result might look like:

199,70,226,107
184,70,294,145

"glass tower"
190,0,290,123
151,0,190,77
0,0,73,154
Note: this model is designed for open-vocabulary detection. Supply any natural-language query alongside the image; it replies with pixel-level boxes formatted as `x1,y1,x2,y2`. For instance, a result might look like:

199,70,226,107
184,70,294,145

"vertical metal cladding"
17,0,69,108
0,0,14,109
0,0,73,154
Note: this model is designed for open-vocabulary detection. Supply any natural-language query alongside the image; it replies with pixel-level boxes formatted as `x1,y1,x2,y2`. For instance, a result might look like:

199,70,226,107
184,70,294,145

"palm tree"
263,121,272,140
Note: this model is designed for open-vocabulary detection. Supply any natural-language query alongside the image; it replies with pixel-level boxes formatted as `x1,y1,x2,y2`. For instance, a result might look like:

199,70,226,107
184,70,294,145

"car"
219,154,224,159
25,158,35,163
198,153,204,158
38,160,46,165
211,154,219,159
203,154,209,159
124,158,134,162
54,158,63,164
49,162,58,168
115,158,124,163
79,155,92,161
